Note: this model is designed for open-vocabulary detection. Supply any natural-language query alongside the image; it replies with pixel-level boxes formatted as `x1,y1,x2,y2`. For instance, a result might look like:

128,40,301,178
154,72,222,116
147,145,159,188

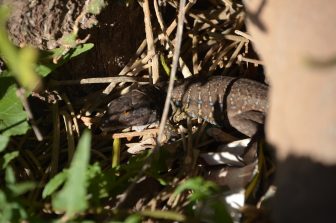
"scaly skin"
101,75,268,137
171,76,268,137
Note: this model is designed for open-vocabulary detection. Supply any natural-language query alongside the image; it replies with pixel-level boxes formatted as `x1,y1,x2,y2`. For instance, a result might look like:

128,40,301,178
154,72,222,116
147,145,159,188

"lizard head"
99,85,164,132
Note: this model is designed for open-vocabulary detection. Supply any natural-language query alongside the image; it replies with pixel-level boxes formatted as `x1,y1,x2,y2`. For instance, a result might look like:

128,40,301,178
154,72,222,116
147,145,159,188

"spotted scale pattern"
171,76,268,137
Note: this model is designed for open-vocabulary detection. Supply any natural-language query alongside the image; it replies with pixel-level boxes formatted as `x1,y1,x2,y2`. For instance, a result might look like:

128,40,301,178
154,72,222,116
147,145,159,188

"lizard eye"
175,100,181,107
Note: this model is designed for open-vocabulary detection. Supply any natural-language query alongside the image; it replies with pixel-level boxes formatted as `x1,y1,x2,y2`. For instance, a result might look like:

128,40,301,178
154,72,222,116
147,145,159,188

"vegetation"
0,1,273,222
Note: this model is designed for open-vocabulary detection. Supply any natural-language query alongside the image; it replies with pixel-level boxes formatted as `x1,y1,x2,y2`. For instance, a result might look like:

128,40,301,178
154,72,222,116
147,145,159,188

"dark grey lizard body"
171,76,268,137
101,75,268,137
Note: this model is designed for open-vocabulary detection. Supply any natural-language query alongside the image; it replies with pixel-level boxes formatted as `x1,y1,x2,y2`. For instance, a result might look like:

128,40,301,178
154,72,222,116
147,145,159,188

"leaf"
0,134,9,152
15,46,40,90
0,190,12,223
174,177,218,202
0,190,29,222
42,170,68,199
52,130,91,218
36,43,94,77
210,201,233,223
2,151,19,169
8,182,36,196
0,6,40,91
61,43,94,60
87,0,107,15
5,167,15,185
86,162,102,180
124,214,142,223
160,54,170,76
86,163,117,200
0,76,29,137
60,33,78,48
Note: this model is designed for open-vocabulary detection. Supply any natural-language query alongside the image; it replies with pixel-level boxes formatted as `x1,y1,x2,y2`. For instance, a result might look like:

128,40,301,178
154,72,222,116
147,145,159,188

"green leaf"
0,6,40,91
2,151,19,169
42,170,68,199
174,177,218,202
86,163,117,201
0,190,12,223
5,166,16,184
0,134,9,152
0,190,29,222
34,64,53,78
210,201,233,223
8,182,36,196
62,43,94,60
36,43,94,77
15,47,40,90
87,0,107,14
0,76,29,137
160,54,171,76
52,130,91,218
86,162,102,179
124,214,142,223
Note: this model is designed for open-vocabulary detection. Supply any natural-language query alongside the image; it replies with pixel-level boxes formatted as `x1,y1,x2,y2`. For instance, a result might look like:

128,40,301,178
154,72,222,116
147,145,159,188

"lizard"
170,75,268,137
100,75,268,138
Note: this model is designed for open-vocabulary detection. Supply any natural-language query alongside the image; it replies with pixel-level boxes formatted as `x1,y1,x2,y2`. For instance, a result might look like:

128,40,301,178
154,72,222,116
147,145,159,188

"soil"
2,0,145,77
